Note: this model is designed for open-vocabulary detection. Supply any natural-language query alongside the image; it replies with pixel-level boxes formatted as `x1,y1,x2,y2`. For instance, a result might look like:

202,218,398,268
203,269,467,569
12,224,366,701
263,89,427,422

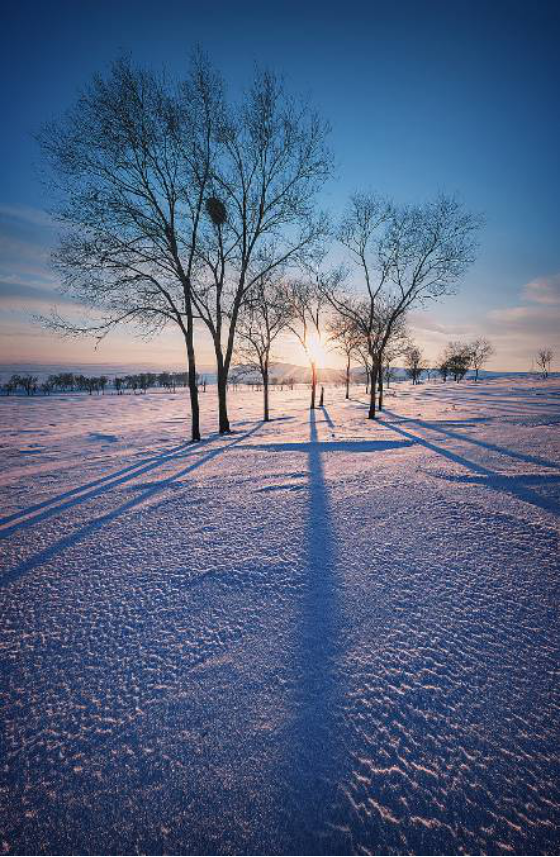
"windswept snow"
1,378,559,855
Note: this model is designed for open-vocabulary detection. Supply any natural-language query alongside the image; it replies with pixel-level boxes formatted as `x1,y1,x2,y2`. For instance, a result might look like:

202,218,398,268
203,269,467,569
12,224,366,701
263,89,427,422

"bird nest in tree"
206,197,227,226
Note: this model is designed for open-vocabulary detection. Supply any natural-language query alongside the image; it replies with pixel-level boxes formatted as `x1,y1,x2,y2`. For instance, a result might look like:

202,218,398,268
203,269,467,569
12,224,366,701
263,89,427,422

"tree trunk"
310,361,317,409
263,368,270,422
184,320,201,442
378,367,384,410
216,367,230,434
345,356,350,399
368,363,378,420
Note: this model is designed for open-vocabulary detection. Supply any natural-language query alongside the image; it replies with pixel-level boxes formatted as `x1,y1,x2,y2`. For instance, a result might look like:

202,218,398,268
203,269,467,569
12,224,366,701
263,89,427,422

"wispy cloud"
522,273,560,305
0,204,55,228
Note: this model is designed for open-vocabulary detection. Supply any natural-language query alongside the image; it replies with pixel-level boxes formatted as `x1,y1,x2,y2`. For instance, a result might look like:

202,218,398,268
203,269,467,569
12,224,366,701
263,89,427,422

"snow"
1,378,559,855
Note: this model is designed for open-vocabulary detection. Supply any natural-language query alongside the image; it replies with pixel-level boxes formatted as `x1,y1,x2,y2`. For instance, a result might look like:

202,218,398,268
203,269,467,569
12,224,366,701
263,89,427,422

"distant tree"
444,342,472,381
19,375,38,396
470,337,494,381
98,376,109,394
536,348,553,379
124,375,139,393
437,356,450,382
285,279,327,409
3,376,19,396
377,322,408,410
235,276,294,421
114,377,124,395
383,362,398,389
404,344,427,385
327,312,360,400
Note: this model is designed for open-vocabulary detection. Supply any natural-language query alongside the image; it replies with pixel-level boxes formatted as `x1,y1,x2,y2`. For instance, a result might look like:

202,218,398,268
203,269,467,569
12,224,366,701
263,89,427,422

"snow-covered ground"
1,378,559,855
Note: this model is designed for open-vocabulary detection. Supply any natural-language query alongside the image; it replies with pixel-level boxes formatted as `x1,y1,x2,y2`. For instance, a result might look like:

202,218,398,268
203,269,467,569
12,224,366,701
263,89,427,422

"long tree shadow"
0,439,198,534
378,415,560,517
281,408,348,854
1,422,263,589
382,407,560,472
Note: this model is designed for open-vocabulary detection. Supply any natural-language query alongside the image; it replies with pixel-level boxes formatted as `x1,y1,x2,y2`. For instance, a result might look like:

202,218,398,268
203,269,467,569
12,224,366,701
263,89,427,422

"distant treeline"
1,371,208,396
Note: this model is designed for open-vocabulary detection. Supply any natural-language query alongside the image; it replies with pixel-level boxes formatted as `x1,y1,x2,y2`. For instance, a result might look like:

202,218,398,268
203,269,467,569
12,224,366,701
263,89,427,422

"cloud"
522,273,560,305
0,205,55,228
0,280,74,304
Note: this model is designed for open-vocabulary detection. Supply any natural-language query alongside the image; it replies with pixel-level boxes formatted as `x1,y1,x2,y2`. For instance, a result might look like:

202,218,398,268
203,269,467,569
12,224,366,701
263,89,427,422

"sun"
306,331,327,367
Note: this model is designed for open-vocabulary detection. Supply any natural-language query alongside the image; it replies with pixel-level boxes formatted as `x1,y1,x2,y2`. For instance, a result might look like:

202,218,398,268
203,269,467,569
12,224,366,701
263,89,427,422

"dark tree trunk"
310,361,317,409
368,363,378,420
263,368,270,421
217,368,230,434
378,367,384,411
184,318,201,443
319,386,324,407
346,355,350,399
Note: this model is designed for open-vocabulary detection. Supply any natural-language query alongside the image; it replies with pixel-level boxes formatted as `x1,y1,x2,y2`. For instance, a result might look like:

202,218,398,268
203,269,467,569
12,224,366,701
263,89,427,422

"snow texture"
1,378,559,855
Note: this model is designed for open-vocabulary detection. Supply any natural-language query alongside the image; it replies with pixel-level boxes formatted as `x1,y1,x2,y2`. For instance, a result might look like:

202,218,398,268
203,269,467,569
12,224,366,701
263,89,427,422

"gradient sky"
1,0,559,370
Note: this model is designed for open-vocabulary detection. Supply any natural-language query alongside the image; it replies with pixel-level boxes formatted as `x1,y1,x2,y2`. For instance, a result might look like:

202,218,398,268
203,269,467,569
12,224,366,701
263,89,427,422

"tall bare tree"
38,55,226,441
190,70,332,432
234,276,294,421
39,54,332,439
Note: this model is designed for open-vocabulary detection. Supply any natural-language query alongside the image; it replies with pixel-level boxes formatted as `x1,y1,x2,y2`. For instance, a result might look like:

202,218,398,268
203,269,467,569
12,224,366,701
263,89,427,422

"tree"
536,348,553,379
189,69,332,433
444,341,472,381
404,344,427,384
234,275,294,421
437,355,450,382
327,312,360,399
38,53,225,442
377,322,408,410
323,192,482,419
17,375,38,396
470,337,494,381
285,280,327,409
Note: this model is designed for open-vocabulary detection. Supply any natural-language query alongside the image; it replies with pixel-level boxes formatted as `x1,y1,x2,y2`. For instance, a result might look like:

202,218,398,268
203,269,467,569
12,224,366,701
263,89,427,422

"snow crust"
1,378,559,855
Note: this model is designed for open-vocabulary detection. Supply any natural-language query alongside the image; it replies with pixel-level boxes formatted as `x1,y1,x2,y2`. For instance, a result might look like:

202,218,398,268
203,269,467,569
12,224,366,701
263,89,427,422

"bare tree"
38,55,225,441
404,344,427,384
234,276,294,421
326,312,360,399
285,279,327,409
470,337,494,381
444,341,472,381
323,192,482,419
377,321,408,410
190,69,333,432
536,348,553,379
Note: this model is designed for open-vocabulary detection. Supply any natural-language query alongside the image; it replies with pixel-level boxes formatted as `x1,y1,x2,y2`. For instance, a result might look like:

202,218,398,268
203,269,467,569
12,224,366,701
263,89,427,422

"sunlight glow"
306,331,327,368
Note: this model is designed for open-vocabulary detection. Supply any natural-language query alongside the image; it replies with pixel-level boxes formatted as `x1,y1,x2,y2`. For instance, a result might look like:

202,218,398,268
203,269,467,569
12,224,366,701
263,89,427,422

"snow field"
1,378,559,854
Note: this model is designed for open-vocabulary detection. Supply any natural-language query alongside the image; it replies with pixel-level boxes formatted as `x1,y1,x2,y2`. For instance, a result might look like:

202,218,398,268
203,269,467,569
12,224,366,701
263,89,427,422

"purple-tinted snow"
1,378,559,855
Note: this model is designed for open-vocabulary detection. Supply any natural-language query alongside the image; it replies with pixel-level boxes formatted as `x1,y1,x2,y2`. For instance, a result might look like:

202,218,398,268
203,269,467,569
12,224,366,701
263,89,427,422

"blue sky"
1,0,559,370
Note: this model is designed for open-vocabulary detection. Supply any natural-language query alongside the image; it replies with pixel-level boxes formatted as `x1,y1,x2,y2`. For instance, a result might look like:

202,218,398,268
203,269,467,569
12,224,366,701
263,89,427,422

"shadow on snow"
0,422,263,588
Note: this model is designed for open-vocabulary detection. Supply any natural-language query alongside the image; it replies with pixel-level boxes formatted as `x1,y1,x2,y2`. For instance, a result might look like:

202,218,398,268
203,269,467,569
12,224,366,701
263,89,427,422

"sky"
1,0,559,371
